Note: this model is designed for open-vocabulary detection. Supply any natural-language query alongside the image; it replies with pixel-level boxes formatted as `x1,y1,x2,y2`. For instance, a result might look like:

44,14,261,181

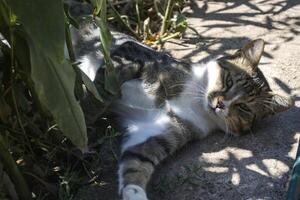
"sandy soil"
75,0,300,199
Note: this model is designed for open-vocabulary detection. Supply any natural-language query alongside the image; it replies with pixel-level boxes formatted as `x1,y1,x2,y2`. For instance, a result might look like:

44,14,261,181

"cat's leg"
119,123,193,200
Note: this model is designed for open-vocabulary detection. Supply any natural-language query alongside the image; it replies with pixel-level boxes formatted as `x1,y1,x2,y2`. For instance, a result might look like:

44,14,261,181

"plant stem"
187,25,201,38
65,23,76,63
0,134,31,200
154,0,164,19
11,85,34,153
135,0,142,36
8,8,33,155
107,0,139,39
160,0,175,36
155,32,181,45
9,28,33,155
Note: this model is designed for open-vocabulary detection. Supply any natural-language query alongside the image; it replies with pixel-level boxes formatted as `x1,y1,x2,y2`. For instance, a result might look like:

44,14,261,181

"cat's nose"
216,96,225,109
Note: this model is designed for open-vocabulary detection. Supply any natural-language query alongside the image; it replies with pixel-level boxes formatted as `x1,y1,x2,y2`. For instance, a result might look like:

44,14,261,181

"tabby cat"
108,39,294,200
68,2,294,200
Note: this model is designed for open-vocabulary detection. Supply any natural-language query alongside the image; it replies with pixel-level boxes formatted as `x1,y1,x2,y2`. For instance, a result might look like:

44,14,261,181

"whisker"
261,100,277,107
181,92,205,96
254,99,276,114
168,85,206,94
166,90,206,98
167,84,190,89
260,102,275,114
167,80,202,87
228,118,238,138
191,96,205,100
249,127,256,141
237,107,252,115
166,93,205,99
220,116,232,142
224,118,230,135
167,80,206,92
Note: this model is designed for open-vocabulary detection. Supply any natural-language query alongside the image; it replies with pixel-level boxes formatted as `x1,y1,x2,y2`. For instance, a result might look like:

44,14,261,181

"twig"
0,134,32,200
11,85,34,155
155,32,181,45
107,0,140,39
154,0,164,19
160,0,175,35
112,0,130,6
8,9,33,155
135,0,142,35
187,25,201,38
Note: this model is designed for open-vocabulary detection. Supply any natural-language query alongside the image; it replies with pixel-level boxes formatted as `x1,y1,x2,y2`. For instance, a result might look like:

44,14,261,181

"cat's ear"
220,39,265,74
265,92,294,115
240,39,265,67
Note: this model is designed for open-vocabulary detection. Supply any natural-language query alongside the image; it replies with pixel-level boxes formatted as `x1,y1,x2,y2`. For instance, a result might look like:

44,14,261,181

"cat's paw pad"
122,184,148,200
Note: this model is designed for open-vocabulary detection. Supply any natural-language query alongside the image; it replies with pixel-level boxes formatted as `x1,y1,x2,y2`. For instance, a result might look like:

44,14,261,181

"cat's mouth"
208,102,227,115
207,95,227,114
208,105,228,118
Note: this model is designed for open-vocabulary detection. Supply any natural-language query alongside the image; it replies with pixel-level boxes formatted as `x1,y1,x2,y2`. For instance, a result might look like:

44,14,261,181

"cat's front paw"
122,184,148,200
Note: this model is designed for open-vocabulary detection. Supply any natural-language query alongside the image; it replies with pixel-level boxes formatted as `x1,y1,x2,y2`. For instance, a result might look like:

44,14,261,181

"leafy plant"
1,0,88,150
0,0,118,199
107,0,195,47
0,0,192,199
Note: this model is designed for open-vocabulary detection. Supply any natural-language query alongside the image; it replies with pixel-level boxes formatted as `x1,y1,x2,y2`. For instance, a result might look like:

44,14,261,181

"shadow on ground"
149,105,300,200
150,0,300,199
164,0,300,63
75,99,300,200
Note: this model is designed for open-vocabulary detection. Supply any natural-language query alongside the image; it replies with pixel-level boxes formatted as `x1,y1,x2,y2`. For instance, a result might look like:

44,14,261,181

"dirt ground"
75,0,300,199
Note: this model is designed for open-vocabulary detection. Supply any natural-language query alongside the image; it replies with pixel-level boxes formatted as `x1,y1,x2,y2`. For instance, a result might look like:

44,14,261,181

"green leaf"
174,14,187,33
92,0,120,96
94,16,119,95
6,0,88,151
104,63,119,96
75,66,104,102
95,0,119,95
90,0,104,16
63,3,79,29
95,17,112,65
0,1,10,38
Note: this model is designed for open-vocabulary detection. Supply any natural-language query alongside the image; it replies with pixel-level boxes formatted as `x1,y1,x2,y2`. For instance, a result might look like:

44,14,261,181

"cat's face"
205,39,294,135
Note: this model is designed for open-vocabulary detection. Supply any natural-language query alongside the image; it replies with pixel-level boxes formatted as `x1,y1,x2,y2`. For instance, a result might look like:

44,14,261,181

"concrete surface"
150,0,300,199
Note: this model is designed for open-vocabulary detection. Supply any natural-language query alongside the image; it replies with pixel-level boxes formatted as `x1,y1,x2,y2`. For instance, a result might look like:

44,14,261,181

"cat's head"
205,39,294,135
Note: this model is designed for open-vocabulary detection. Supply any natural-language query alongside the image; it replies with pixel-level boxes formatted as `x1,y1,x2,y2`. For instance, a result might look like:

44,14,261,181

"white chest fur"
118,61,220,151
167,94,216,138
167,62,219,136
118,80,169,152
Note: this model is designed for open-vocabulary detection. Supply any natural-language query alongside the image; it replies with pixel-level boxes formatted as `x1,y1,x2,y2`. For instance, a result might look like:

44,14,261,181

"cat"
67,2,294,200
107,39,294,200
